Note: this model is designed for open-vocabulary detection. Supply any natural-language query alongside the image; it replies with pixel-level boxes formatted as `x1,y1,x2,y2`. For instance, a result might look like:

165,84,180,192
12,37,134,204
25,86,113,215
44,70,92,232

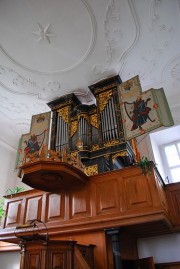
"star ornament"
32,23,55,44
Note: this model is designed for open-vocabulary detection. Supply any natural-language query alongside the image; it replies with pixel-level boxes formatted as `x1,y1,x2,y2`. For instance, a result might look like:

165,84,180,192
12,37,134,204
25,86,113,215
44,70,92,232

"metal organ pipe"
100,113,105,142
104,105,110,141
109,97,116,139
105,103,112,141
56,114,60,150
110,97,118,138
85,118,88,146
109,99,115,140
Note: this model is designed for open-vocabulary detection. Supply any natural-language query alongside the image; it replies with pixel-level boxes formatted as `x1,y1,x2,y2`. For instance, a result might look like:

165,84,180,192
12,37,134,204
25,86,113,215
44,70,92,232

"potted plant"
138,156,152,176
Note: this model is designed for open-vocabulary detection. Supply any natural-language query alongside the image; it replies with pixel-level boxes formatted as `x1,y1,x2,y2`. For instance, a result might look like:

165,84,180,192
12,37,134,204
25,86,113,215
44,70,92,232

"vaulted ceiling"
0,0,180,148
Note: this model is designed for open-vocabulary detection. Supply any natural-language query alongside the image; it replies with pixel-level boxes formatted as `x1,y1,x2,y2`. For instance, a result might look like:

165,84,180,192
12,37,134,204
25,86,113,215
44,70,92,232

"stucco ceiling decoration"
93,0,139,76
32,23,56,44
0,0,96,74
120,0,180,87
0,65,62,101
0,0,180,149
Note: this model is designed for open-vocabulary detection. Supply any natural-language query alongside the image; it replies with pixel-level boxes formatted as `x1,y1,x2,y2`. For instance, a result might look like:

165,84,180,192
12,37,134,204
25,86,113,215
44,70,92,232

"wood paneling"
48,251,65,269
19,241,91,269
5,199,23,228
95,178,120,215
124,175,152,210
24,195,43,223
0,166,172,242
165,183,180,228
45,193,65,222
69,187,91,219
25,252,41,269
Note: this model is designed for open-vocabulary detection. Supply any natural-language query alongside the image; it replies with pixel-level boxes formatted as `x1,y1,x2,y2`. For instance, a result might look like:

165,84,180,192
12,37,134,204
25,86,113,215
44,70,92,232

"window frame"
160,140,180,184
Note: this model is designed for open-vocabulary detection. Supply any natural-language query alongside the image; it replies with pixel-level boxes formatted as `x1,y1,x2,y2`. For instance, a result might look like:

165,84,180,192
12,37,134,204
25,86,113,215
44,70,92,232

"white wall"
0,252,20,269
137,124,180,263
0,139,32,199
138,233,180,263
0,140,18,198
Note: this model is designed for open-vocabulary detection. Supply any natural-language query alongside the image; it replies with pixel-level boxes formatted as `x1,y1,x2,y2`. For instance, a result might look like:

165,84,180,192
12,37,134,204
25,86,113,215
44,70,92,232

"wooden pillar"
105,228,123,269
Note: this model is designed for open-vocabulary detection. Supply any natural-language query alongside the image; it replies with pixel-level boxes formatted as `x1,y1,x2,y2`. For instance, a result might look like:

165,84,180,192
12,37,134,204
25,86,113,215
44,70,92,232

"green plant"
0,197,5,221
138,156,152,175
6,186,25,196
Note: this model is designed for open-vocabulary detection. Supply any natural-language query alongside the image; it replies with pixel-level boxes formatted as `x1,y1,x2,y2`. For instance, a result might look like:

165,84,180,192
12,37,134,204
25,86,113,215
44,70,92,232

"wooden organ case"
48,75,134,176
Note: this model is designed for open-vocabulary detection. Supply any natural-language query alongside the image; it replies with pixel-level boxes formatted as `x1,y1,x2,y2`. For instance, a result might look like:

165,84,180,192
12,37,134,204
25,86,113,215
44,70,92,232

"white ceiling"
0,0,180,149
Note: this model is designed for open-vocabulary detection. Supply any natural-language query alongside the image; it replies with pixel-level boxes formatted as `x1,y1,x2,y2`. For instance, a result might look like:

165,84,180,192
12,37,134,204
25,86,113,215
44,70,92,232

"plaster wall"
0,251,20,269
0,140,17,198
137,233,180,263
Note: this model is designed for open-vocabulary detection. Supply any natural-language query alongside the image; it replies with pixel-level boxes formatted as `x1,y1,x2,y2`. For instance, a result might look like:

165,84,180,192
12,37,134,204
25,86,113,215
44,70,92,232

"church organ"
47,75,135,176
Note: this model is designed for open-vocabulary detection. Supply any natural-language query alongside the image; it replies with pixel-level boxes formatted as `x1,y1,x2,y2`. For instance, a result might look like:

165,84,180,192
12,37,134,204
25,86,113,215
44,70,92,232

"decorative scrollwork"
104,140,119,147
20,145,85,172
91,144,100,151
99,90,113,113
90,114,98,128
57,107,69,123
71,151,78,158
84,164,98,176
112,151,127,163
70,121,78,137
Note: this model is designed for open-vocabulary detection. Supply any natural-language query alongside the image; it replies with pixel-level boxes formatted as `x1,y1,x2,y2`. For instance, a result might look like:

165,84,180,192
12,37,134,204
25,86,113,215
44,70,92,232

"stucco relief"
121,0,179,86
0,0,96,74
0,66,63,99
93,0,139,76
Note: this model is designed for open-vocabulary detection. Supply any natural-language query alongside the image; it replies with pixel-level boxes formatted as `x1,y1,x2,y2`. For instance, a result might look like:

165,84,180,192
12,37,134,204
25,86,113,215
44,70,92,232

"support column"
105,228,123,269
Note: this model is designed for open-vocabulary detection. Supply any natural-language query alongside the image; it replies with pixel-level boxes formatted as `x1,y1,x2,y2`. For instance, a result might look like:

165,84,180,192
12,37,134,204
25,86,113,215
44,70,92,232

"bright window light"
161,141,180,183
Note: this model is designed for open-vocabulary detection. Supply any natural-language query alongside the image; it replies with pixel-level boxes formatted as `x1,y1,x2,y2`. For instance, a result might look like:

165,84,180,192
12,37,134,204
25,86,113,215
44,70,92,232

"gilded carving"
104,140,119,147
84,164,98,176
112,152,127,163
57,107,69,123
71,151,78,158
90,114,98,128
91,144,100,151
70,121,78,137
20,146,85,172
99,90,113,113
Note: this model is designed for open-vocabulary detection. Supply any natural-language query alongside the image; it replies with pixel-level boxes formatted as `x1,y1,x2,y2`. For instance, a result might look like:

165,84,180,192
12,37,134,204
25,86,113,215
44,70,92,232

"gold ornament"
99,90,113,113
70,121,78,137
104,140,119,147
84,164,98,176
112,152,127,163
91,144,100,151
90,114,98,128
57,107,69,123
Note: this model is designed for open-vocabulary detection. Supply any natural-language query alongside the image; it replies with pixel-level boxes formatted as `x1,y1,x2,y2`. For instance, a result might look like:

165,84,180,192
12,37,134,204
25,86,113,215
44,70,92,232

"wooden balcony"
1,165,180,268
0,165,174,243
